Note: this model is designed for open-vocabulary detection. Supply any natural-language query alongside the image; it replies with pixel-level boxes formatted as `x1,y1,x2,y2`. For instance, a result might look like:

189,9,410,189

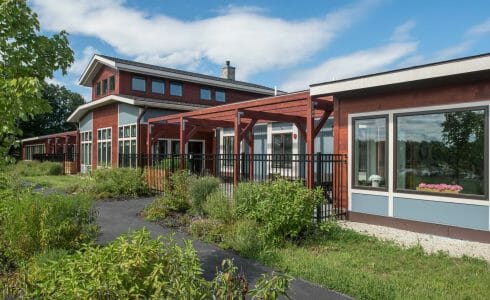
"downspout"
136,107,148,166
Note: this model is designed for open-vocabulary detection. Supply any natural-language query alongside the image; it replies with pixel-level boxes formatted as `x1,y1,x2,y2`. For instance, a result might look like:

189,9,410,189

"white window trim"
267,123,299,178
347,100,490,220
80,130,92,172
97,127,112,168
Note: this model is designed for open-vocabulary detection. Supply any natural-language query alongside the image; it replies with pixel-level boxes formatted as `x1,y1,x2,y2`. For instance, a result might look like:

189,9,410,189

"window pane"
102,79,107,94
119,141,123,154
96,82,101,96
131,140,136,153
151,80,165,94
119,127,123,138
101,130,105,140
107,129,111,139
170,82,182,96
223,136,234,166
200,88,211,100
109,76,115,91
132,76,146,92
354,118,387,188
124,126,130,138
107,143,111,164
216,90,226,102
396,109,485,196
131,125,136,137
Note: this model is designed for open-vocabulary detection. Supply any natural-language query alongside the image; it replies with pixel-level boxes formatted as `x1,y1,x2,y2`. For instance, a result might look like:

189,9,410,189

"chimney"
221,60,235,80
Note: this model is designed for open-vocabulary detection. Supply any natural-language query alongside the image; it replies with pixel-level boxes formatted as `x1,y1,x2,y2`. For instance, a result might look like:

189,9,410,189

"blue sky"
31,0,490,100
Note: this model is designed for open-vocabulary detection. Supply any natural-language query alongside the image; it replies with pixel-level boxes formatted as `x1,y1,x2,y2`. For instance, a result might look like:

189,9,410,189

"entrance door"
188,141,204,174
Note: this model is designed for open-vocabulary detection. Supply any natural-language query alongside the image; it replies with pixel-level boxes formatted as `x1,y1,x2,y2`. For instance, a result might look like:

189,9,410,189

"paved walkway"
96,198,350,300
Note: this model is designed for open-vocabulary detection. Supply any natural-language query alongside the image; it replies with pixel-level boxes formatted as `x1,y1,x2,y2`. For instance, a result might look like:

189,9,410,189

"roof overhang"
79,55,277,95
310,53,490,96
21,130,78,143
67,95,209,123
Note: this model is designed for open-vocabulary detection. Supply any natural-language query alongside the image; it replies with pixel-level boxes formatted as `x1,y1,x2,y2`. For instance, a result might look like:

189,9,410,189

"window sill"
394,189,488,203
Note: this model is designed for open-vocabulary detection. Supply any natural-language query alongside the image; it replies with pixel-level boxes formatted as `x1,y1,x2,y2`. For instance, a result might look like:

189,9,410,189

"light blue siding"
118,103,140,125
142,108,179,123
393,198,489,231
79,113,92,132
351,193,389,216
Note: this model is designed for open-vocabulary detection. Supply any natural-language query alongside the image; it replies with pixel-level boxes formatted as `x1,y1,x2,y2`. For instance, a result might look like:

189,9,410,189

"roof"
310,52,490,96
67,94,210,123
79,54,281,95
21,131,78,143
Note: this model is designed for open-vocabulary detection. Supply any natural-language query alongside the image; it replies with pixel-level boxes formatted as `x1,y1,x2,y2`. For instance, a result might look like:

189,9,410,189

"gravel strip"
339,221,490,262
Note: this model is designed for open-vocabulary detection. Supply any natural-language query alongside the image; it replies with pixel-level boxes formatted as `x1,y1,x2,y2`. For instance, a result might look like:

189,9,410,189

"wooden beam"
239,119,257,141
179,117,185,169
240,109,306,124
185,117,236,128
233,110,241,186
306,96,315,189
313,110,333,138
184,126,199,143
294,122,306,139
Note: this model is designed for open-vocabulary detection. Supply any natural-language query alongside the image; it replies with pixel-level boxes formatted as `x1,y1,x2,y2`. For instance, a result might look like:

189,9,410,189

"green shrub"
9,160,63,177
0,189,97,270
144,170,195,220
189,218,225,243
11,229,210,299
203,190,234,223
189,176,220,215
89,168,150,199
224,219,265,257
234,179,323,245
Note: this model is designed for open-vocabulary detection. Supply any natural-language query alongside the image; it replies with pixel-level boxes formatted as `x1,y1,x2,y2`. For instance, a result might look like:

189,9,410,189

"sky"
30,0,490,101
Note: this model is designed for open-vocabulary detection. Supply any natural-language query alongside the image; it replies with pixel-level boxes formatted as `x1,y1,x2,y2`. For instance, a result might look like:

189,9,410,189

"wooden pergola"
147,91,333,188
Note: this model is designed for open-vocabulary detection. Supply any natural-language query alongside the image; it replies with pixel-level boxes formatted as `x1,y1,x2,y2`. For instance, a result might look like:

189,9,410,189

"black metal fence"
33,152,78,174
120,153,347,220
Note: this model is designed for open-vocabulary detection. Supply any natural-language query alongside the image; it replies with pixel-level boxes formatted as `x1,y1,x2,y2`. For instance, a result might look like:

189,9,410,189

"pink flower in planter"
417,182,463,192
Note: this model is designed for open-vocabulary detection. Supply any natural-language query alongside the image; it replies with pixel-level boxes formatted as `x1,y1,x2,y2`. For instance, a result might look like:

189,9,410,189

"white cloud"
282,42,417,91
69,46,100,74
31,0,379,80
391,20,416,42
44,77,64,86
466,18,490,36
433,40,474,61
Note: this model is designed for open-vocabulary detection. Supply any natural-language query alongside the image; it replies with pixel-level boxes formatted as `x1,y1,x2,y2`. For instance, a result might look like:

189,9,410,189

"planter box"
416,187,460,194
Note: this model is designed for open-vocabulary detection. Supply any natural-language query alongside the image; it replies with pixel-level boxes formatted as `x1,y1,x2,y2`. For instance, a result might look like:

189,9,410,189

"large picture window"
272,133,292,169
396,108,486,197
81,131,92,172
118,124,137,168
97,128,111,168
353,117,387,189
25,144,45,160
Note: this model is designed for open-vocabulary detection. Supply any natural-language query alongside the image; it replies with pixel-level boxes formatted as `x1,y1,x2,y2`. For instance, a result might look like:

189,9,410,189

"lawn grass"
256,227,490,300
22,175,82,192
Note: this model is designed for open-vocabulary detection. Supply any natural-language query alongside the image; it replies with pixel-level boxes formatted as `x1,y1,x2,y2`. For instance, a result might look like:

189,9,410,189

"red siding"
92,103,118,169
92,67,118,101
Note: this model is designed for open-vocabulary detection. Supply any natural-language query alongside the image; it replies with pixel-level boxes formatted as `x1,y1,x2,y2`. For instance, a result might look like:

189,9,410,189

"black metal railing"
119,152,347,220
33,152,78,174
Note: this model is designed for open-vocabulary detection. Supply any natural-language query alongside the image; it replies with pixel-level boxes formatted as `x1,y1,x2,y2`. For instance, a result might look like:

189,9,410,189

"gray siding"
142,108,179,123
79,112,93,132
351,193,389,216
118,103,139,125
393,198,489,231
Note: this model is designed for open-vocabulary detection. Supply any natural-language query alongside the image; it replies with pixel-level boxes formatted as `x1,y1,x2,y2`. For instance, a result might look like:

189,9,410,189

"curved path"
96,198,350,300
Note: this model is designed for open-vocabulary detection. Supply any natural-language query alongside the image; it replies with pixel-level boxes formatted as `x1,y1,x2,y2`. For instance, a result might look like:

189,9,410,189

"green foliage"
89,168,150,199
224,219,265,258
144,170,195,220
20,83,85,138
11,229,210,299
203,190,235,223
249,272,293,300
212,259,249,299
159,157,189,170
234,179,323,245
0,188,96,271
8,160,63,176
189,218,225,244
0,0,74,160
189,176,221,215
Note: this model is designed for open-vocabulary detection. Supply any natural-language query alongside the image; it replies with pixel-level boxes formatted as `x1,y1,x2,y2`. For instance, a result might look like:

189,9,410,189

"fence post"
315,152,322,223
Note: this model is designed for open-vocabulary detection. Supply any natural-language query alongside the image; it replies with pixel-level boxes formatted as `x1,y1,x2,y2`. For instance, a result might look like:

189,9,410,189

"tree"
0,0,74,160
20,84,85,138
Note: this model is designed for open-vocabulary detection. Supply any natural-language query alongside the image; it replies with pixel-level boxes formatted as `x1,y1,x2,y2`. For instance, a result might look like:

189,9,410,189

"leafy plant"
250,272,293,300
189,176,220,215
89,168,150,199
203,190,235,223
8,160,63,176
224,219,265,258
212,259,249,299
189,218,225,244
234,179,323,245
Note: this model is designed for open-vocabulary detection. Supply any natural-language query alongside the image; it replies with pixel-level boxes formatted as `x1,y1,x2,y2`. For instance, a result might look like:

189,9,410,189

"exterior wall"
92,103,118,169
118,70,267,105
92,67,118,101
80,113,93,132
336,79,490,234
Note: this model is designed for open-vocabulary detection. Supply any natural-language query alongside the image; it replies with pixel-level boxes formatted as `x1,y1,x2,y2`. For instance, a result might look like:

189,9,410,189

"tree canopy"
0,0,74,159
20,83,85,138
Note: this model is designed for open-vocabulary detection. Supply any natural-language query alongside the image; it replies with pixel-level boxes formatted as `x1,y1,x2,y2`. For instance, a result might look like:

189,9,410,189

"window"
25,144,45,160
118,124,137,168
96,82,101,96
216,90,226,102
353,117,387,189
200,87,211,100
109,76,115,91
151,80,165,94
223,136,234,166
170,82,182,96
396,108,486,197
97,128,111,168
132,76,146,92
102,79,108,94
272,133,293,168
81,131,92,172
